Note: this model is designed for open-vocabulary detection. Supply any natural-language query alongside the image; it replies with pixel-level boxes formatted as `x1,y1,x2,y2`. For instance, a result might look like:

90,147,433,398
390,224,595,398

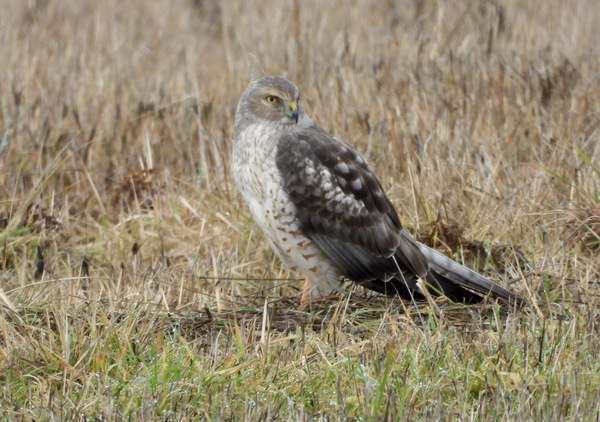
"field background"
1,0,599,420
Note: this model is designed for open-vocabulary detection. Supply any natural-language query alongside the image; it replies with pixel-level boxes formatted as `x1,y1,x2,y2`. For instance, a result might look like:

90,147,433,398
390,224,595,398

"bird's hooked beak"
286,100,299,123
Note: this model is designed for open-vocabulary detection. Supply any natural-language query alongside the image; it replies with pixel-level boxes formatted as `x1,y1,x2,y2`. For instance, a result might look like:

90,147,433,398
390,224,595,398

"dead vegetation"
0,0,599,419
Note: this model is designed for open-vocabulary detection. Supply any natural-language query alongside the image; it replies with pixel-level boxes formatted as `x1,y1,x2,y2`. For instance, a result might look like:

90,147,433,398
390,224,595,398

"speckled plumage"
231,76,522,304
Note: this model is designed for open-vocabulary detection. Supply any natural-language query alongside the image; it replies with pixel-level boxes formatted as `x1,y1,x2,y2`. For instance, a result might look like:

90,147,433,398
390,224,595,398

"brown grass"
0,0,599,419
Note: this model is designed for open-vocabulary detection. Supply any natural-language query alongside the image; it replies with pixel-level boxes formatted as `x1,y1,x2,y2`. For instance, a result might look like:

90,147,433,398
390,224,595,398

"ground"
0,0,599,420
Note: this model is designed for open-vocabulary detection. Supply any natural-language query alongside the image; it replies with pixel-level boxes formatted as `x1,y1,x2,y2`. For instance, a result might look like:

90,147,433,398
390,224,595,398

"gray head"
234,76,311,134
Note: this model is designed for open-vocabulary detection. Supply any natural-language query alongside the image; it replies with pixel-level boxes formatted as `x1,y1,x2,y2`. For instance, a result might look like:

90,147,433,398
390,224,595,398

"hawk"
231,76,522,305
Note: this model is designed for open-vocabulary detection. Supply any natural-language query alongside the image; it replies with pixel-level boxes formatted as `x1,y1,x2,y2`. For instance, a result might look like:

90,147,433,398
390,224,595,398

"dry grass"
0,0,599,419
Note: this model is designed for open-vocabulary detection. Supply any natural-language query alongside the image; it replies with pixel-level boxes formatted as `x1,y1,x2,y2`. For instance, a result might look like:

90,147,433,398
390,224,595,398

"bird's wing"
275,125,428,283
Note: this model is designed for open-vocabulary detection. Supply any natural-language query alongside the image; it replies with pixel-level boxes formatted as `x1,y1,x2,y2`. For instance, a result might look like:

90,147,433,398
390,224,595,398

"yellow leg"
300,276,312,308
299,277,340,309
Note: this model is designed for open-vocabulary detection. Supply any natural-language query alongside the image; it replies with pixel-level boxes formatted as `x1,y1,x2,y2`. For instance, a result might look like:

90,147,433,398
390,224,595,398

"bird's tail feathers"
417,242,524,306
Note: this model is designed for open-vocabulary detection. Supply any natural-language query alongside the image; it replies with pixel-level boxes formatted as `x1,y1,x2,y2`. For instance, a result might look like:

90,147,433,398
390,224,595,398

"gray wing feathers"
276,124,522,305
276,127,431,282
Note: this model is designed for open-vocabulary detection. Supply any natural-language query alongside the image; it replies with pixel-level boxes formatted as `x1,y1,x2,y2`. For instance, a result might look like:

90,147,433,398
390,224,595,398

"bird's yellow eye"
265,95,278,104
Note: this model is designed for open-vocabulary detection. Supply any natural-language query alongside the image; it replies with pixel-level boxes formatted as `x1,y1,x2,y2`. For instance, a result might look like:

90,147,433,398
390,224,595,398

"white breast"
231,123,344,295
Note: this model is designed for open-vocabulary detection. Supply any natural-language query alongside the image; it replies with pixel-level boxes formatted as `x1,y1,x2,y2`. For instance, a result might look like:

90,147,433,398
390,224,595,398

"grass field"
1,0,599,419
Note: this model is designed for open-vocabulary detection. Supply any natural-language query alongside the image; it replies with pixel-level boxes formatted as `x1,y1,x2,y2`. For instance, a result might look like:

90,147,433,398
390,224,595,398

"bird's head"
234,76,309,134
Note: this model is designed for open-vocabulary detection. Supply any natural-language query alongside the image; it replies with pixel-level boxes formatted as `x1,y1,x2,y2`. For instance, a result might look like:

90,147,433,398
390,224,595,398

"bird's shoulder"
276,125,396,214
274,124,404,258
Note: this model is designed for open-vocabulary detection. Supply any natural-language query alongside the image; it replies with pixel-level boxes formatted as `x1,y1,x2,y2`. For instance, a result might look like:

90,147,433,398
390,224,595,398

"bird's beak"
287,100,299,123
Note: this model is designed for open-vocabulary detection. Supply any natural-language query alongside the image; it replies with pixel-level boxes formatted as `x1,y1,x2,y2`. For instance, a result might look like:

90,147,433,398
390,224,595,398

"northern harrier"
231,76,522,305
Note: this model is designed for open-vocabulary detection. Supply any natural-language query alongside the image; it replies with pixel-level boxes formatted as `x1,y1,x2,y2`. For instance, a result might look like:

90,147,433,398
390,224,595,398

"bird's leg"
299,276,340,309
299,276,313,308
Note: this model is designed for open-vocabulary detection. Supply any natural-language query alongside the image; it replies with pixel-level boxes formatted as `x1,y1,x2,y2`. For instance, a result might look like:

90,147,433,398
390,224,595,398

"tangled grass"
0,0,599,419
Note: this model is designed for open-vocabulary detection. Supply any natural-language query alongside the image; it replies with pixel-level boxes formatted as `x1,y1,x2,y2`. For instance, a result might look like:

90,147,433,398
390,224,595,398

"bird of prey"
231,76,522,305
